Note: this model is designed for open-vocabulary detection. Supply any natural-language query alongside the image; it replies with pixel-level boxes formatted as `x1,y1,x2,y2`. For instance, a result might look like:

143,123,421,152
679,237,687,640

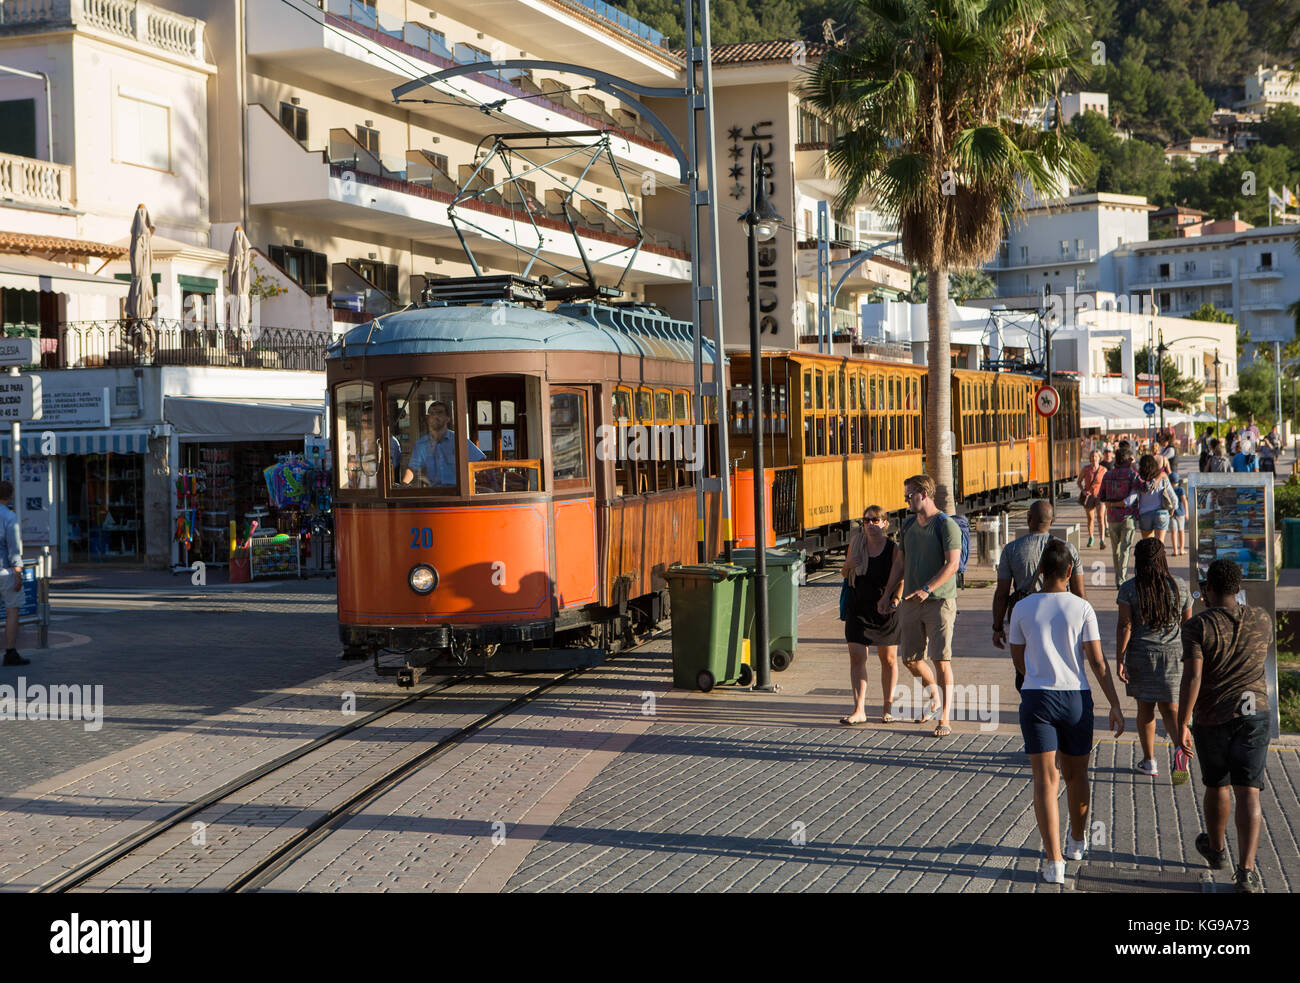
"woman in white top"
1009,540,1125,885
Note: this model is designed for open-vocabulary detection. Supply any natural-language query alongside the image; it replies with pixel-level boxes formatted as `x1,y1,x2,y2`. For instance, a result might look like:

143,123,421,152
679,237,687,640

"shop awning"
0,254,132,296
0,428,152,457
1080,394,1196,431
164,396,323,441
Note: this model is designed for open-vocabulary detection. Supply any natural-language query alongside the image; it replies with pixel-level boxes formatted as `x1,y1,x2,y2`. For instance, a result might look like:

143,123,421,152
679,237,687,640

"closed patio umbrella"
227,225,251,331
124,204,154,321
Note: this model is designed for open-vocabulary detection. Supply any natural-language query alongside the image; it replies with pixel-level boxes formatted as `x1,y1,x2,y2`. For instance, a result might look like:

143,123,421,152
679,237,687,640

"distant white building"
1238,65,1300,114
1163,137,1231,165
1115,225,1300,356
1057,91,1109,125
984,192,1153,308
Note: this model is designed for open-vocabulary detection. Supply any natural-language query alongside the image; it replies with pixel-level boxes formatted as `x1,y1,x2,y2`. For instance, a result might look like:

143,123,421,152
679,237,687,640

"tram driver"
401,400,487,488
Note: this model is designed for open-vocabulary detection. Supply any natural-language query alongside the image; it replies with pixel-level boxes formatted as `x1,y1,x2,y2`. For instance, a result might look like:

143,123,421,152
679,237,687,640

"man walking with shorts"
1010,540,1124,885
882,474,961,737
1178,559,1272,892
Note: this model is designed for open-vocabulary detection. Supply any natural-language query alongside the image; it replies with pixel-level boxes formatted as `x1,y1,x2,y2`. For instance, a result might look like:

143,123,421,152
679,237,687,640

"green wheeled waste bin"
665,564,752,692
1284,518,1300,569
732,548,804,672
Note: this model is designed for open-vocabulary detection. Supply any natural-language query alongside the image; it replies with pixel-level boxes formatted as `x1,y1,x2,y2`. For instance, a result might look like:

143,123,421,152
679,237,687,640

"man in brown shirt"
1178,559,1272,893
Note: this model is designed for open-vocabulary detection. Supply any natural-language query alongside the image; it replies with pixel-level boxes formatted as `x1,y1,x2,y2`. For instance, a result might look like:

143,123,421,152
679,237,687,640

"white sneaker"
1065,834,1087,861
1041,860,1066,884
1137,759,1159,777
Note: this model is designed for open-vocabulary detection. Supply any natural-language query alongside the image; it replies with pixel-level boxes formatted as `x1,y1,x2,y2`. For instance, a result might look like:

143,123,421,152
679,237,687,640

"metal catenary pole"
695,0,734,562
747,144,772,692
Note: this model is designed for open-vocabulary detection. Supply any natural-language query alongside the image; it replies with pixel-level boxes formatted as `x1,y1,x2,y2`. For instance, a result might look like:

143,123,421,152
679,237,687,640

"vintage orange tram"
328,280,1081,679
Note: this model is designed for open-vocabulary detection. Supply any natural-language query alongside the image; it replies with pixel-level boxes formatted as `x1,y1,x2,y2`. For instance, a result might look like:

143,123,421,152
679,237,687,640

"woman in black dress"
838,505,902,724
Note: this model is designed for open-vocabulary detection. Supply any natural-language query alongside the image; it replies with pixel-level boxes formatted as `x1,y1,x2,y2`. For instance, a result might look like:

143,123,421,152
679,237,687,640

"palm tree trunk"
926,266,955,511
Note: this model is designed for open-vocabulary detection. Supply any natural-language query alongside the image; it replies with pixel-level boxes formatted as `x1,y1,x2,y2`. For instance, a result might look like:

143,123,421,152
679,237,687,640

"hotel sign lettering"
728,121,782,337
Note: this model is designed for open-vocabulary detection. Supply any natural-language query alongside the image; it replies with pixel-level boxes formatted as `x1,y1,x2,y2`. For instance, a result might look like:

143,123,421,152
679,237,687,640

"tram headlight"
409,564,438,595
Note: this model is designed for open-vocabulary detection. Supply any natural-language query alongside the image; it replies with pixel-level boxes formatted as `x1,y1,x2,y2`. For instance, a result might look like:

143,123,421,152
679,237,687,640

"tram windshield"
386,379,473,494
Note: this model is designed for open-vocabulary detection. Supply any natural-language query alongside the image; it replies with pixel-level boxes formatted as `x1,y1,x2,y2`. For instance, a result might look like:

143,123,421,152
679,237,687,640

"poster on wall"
0,455,52,548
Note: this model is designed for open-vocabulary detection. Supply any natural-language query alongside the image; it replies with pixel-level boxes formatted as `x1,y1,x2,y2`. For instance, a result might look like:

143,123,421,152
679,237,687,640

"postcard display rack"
1186,473,1279,738
249,532,301,579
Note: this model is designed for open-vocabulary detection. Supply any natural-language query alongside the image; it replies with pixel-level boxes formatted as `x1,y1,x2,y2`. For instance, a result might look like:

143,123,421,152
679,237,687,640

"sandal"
920,704,942,724
881,713,896,723
839,716,869,727
932,723,952,738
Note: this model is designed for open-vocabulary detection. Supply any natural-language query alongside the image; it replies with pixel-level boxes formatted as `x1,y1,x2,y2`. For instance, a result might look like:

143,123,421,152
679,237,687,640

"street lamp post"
1213,349,1221,437
1156,329,1167,437
741,142,781,693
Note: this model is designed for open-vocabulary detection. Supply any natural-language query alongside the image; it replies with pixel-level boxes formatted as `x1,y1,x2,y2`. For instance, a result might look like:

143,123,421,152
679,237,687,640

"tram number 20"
409,527,434,549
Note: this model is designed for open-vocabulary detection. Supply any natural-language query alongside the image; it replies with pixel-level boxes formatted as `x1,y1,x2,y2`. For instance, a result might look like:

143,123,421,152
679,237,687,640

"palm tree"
949,269,996,304
803,0,1090,509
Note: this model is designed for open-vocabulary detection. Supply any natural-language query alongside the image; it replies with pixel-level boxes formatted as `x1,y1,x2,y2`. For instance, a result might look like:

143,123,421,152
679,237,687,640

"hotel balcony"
249,105,690,287
1128,268,1234,290
986,247,1099,271
1240,265,1286,279
0,0,209,66
248,0,679,183
0,152,74,210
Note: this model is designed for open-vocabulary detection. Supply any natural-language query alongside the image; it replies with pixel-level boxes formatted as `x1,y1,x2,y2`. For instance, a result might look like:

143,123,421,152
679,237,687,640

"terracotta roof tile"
674,39,832,64
0,231,127,258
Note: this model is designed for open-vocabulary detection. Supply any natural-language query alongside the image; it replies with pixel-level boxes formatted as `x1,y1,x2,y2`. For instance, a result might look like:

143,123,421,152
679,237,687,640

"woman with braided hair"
1116,538,1194,782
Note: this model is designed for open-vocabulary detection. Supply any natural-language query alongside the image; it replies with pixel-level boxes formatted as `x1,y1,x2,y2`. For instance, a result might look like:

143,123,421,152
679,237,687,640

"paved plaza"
0,492,1296,893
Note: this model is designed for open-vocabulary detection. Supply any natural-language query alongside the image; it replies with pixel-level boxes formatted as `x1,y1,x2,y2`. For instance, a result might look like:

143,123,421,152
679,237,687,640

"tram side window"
335,381,379,492
464,374,544,494
551,389,590,490
673,389,694,488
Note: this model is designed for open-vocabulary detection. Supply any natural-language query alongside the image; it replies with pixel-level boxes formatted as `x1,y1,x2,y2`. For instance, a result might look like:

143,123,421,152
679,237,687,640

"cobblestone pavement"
0,488,1295,893
0,578,340,797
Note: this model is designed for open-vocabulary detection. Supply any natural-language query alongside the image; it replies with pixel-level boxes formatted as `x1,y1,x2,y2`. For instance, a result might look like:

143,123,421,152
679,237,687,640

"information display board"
1186,473,1278,738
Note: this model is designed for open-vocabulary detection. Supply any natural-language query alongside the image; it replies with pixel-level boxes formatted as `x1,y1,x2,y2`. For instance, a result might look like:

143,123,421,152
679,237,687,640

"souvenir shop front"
1,429,155,565
165,398,332,577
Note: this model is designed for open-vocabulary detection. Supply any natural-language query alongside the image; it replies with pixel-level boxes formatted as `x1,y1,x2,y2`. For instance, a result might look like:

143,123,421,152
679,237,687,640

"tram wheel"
697,669,716,693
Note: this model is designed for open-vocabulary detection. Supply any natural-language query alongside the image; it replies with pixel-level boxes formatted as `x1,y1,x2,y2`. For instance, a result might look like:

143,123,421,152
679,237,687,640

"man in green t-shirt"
880,474,961,737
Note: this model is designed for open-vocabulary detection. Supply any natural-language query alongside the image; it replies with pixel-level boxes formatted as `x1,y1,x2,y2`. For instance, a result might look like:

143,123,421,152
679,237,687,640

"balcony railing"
0,152,73,208
328,163,689,260
35,320,330,371
995,247,1099,268
318,4,671,155
0,0,206,61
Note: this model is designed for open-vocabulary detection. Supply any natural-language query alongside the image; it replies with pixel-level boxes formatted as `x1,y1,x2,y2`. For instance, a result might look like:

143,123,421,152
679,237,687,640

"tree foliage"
1187,301,1235,323
1134,343,1206,406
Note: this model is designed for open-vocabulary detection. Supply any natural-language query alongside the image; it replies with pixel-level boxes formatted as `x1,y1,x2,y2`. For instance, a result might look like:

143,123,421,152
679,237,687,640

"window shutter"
312,252,328,294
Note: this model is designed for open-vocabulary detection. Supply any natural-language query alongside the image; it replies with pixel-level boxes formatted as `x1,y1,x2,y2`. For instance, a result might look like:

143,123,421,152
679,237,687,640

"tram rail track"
35,633,663,894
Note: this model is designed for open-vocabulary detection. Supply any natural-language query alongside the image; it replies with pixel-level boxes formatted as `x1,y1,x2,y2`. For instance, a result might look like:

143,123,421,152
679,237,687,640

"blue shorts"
1019,689,1094,756
1138,509,1170,532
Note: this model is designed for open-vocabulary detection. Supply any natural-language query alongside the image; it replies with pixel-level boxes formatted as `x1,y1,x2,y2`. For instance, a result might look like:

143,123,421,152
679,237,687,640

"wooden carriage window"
637,388,653,425
613,386,634,496
815,370,824,410
804,413,814,457
654,389,672,425
803,370,813,410
816,415,827,456
828,371,837,411
673,389,693,488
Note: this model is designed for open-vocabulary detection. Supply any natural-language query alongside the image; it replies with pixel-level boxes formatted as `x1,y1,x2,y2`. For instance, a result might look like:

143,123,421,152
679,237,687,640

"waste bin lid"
730,548,804,567
665,562,746,582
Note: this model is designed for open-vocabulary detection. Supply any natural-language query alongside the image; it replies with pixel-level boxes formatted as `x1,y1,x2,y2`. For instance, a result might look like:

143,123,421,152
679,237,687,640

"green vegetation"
1134,343,1206,406
903,269,997,304
1280,666,1299,733
803,0,1088,510
1187,301,1235,323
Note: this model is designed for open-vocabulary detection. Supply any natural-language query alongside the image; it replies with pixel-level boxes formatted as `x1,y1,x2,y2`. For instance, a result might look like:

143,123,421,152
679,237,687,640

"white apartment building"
1163,136,1231,165
166,0,691,336
0,0,332,569
1237,65,1300,115
661,40,909,353
1115,224,1300,356
1057,90,1108,125
984,192,1153,308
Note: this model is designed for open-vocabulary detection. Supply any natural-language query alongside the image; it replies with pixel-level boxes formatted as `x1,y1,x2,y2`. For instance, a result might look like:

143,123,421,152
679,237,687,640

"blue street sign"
1143,401,1157,416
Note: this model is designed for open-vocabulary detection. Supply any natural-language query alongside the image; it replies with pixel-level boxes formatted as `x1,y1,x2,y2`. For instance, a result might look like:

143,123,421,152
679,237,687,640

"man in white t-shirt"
1009,539,1125,886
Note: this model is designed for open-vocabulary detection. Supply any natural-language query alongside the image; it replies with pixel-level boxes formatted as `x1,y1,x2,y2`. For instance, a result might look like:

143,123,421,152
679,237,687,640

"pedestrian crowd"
837,440,1276,893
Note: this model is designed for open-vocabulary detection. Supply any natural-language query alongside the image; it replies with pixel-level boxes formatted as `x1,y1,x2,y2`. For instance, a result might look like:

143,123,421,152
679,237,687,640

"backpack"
903,511,970,582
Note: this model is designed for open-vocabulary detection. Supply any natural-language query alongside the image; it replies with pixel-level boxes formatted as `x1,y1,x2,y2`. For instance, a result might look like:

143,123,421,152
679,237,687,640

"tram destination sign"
0,375,41,421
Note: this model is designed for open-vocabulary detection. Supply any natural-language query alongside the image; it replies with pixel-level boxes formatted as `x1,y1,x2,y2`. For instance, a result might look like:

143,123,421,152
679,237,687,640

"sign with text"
0,376,41,421
30,386,108,427
0,456,51,548
0,338,37,367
